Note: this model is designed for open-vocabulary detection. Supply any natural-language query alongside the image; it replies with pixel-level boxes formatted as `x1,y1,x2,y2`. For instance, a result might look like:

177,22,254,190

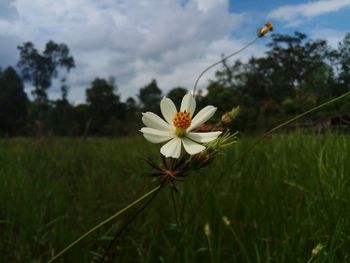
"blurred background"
1,0,349,136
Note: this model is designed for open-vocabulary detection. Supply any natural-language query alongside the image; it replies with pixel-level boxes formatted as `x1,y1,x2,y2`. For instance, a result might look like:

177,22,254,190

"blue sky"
230,0,350,43
0,0,349,103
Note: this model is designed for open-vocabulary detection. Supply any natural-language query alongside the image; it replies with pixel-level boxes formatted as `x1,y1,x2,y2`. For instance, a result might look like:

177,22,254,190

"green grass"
0,134,349,262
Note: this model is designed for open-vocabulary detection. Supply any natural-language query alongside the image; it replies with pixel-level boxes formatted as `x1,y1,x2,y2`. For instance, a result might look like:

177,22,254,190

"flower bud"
221,113,232,125
204,223,211,237
220,106,240,125
311,243,324,257
222,216,231,226
258,22,273,37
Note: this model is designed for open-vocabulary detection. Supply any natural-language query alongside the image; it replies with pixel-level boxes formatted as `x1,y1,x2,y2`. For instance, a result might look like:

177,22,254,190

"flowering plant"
48,21,350,262
140,93,222,158
48,22,273,263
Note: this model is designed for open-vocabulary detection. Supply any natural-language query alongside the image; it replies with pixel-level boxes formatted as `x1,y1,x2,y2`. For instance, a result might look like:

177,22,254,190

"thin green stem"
47,185,161,263
206,235,215,263
198,92,350,210
192,37,259,95
99,186,162,262
171,91,350,261
236,91,350,163
171,189,180,227
228,226,251,263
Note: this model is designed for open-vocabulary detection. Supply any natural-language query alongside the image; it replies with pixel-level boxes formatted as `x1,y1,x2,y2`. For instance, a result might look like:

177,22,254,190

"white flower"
140,93,222,158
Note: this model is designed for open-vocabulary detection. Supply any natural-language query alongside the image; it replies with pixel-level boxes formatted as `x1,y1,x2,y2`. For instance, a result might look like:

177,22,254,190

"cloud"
0,34,20,69
269,0,350,26
0,0,18,20
192,0,226,12
310,28,347,48
1,0,259,102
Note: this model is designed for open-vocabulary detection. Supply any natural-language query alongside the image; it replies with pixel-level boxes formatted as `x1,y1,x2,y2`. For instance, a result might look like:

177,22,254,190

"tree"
126,97,138,118
0,67,28,135
264,32,333,109
138,79,162,113
208,31,340,130
203,82,235,116
17,41,75,103
47,99,81,136
86,78,126,134
338,33,350,88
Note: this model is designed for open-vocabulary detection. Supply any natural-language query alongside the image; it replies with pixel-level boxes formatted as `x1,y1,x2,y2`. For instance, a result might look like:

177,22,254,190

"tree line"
0,31,349,136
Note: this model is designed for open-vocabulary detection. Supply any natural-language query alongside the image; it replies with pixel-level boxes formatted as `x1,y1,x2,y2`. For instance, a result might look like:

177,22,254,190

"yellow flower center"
173,111,192,136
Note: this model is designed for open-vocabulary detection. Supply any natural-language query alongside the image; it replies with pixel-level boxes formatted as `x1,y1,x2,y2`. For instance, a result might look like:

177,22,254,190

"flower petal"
186,131,222,143
140,127,174,143
142,134,171,144
142,112,173,131
182,137,205,155
160,97,177,125
180,93,196,116
187,106,217,131
160,137,182,158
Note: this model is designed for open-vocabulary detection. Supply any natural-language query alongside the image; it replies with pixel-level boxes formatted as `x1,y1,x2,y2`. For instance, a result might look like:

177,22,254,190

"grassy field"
0,133,349,262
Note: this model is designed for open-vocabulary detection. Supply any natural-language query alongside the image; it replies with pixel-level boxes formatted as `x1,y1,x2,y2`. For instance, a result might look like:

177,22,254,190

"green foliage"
17,41,75,103
0,135,349,262
0,31,349,136
86,78,127,135
138,79,162,113
0,67,28,135
46,99,83,136
206,31,350,131
203,82,236,117
338,33,350,88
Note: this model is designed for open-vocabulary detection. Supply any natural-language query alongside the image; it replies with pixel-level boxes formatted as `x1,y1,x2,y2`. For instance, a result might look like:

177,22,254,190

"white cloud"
1,0,262,102
310,28,347,48
0,34,20,69
269,0,350,26
0,0,18,20
192,0,225,12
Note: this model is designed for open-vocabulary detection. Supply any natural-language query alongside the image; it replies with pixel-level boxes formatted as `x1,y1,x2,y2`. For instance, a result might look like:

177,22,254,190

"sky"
0,0,349,103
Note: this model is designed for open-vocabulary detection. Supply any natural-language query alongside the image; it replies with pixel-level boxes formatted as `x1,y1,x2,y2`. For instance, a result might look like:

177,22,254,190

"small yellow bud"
311,243,324,257
204,223,211,237
221,113,232,125
222,216,231,226
220,106,240,125
258,22,273,37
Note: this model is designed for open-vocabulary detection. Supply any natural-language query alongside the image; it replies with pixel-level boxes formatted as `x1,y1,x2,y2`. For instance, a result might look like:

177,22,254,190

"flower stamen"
173,111,192,133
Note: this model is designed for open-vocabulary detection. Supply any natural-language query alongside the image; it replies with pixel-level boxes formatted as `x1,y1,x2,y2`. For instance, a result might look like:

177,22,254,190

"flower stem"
171,189,180,227
192,37,259,96
171,90,350,261
206,234,215,263
227,225,251,263
236,91,350,162
99,186,162,262
199,91,350,207
47,185,161,263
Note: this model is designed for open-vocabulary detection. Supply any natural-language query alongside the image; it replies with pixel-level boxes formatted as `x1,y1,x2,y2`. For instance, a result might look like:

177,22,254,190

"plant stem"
171,91,350,261
192,37,259,96
171,189,180,227
234,91,350,163
47,185,161,263
197,91,350,210
228,225,251,263
99,186,162,262
206,234,215,263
